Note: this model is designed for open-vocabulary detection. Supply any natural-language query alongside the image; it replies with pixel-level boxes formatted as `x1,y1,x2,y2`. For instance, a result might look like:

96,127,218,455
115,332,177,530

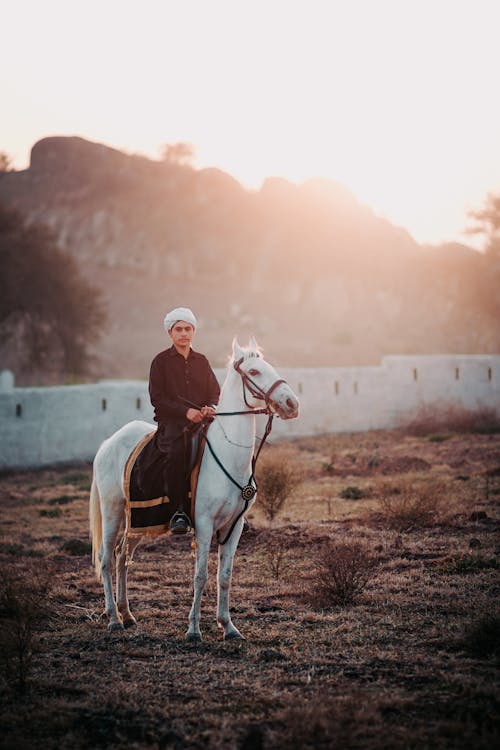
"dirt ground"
0,429,499,749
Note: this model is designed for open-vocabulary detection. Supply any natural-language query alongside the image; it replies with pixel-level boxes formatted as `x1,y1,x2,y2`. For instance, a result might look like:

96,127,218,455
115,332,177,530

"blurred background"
1,0,499,384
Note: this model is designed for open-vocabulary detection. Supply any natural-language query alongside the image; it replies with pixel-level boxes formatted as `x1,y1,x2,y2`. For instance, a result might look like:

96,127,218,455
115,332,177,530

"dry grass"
0,430,499,749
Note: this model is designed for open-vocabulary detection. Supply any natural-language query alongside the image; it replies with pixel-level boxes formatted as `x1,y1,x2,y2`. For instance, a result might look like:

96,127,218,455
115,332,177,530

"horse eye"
249,369,260,377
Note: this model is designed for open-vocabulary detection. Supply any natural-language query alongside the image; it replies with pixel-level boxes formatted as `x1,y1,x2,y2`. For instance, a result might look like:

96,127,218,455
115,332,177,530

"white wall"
0,354,498,469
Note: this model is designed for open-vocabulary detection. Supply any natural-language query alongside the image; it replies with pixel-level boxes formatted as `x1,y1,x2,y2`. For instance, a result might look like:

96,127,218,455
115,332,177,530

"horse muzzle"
271,392,299,420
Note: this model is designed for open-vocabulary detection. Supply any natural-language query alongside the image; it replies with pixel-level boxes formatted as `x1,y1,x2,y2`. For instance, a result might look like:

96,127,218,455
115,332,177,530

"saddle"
124,428,206,537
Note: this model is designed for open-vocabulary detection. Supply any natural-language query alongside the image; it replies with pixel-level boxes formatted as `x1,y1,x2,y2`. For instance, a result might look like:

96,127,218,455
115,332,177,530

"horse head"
231,337,299,420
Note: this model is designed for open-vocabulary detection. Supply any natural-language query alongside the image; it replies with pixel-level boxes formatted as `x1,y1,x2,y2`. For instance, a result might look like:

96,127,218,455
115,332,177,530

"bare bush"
308,541,379,608
402,404,500,436
462,612,500,658
378,481,441,532
257,448,300,522
263,537,293,580
0,565,52,693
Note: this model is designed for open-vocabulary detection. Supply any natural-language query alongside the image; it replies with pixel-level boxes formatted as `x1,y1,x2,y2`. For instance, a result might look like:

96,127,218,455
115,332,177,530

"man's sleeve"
149,357,187,420
206,362,220,406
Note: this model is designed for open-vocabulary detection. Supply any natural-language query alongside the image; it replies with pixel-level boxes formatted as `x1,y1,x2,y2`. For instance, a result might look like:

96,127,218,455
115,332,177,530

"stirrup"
169,512,192,535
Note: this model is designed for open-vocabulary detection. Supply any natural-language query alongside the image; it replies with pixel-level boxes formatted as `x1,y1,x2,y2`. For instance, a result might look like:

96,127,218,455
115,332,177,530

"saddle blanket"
124,431,170,536
123,430,204,537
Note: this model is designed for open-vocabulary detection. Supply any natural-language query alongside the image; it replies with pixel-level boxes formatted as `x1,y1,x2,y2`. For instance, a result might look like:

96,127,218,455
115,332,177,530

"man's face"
169,321,195,349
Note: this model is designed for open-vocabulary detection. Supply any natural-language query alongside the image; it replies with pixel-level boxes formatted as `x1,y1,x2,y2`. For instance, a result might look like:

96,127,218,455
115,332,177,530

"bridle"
232,356,287,412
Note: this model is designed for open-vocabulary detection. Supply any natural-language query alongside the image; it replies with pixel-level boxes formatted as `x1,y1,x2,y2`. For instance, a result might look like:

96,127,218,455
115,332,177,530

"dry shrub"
440,554,498,575
402,403,500,437
462,612,500,658
60,538,92,556
340,485,366,500
257,447,301,522
308,541,379,608
378,480,441,532
262,537,293,580
0,564,52,693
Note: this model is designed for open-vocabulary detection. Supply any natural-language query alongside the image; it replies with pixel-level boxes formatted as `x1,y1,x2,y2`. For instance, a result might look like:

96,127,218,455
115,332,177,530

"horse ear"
232,336,245,361
248,336,259,354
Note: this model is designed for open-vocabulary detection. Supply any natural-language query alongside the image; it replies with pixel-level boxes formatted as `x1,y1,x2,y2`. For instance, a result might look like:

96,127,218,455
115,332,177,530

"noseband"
233,356,287,410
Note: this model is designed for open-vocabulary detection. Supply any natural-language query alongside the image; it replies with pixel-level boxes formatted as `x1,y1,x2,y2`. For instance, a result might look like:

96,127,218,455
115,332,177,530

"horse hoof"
186,632,202,642
123,617,137,629
224,631,245,641
108,621,125,632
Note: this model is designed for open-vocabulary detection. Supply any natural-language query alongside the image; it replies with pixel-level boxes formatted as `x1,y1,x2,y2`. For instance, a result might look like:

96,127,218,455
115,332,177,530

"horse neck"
211,369,257,455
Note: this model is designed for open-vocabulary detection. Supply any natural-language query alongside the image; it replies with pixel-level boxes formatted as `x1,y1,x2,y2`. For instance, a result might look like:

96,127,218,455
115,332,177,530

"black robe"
133,346,220,514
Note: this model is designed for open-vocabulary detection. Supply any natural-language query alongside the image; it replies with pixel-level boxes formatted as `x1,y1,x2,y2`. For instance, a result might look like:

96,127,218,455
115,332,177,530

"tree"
160,141,196,166
466,193,500,258
0,204,106,379
0,151,14,172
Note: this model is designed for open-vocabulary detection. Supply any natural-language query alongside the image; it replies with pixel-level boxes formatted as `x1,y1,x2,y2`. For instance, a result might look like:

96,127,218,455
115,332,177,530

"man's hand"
186,405,216,423
186,408,203,423
200,405,217,418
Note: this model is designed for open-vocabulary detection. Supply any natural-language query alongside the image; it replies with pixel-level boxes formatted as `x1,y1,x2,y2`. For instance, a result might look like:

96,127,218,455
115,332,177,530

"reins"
179,395,269,418
206,412,274,545
178,358,286,544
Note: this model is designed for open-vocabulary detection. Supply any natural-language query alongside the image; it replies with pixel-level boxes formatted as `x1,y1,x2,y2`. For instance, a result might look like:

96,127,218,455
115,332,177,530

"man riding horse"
148,307,220,534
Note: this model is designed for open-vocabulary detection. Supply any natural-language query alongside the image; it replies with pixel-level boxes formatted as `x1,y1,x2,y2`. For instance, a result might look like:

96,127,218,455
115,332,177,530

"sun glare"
1,0,499,246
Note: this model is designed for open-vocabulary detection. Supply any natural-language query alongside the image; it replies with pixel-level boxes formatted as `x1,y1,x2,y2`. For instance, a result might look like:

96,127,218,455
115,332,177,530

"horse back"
94,420,156,495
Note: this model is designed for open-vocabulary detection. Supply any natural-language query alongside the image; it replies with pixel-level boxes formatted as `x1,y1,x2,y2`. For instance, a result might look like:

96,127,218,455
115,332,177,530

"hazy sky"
1,0,499,248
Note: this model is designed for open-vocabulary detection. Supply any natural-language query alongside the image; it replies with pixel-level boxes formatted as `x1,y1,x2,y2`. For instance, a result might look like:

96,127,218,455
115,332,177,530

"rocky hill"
1,136,498,380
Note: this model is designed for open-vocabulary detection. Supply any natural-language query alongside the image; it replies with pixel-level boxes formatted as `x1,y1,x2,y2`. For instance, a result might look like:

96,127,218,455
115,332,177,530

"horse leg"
186,530,211,642
100,501,125,631
217,520,244,640
116,535,141,628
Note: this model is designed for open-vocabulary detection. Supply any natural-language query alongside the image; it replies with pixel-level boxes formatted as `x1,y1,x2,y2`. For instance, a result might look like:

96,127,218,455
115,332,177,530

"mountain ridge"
0,136,497,382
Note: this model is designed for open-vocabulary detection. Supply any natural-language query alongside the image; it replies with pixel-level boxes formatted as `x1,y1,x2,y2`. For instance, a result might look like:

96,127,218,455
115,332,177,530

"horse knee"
219,565,232,589
194,570,208,590
100,554,113,575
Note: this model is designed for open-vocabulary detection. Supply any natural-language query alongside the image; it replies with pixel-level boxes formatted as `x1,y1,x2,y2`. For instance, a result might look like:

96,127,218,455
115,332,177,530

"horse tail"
89,476,103,581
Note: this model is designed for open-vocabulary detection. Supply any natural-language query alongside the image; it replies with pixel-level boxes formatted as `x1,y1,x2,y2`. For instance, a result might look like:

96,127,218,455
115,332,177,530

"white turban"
163,307,197,332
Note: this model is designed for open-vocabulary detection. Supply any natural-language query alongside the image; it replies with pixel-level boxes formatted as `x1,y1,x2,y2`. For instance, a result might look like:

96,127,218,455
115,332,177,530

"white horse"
89,337,299,640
